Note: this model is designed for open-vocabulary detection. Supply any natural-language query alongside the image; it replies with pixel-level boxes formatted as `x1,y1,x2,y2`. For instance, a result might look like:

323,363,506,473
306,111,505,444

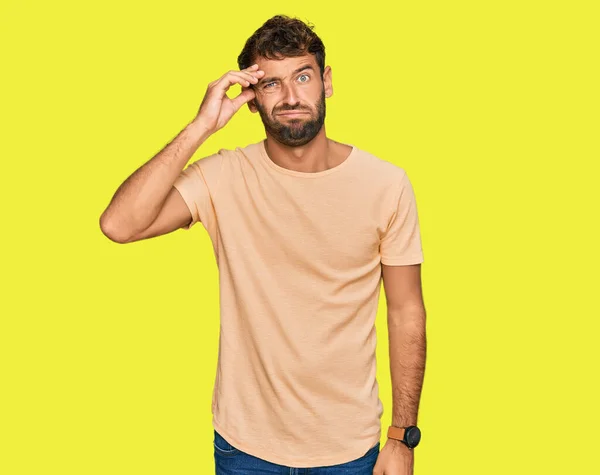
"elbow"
99,213,132,244
387,305,426,328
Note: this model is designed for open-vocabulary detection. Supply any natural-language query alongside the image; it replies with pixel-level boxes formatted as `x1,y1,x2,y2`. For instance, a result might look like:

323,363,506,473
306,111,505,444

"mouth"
277,111,310,117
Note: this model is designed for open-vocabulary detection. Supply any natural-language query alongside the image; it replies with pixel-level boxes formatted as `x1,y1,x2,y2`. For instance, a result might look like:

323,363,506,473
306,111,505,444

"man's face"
248,54,332,147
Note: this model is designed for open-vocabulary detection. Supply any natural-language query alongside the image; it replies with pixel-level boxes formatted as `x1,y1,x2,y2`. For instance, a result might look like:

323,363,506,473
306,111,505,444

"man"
100,14,426,475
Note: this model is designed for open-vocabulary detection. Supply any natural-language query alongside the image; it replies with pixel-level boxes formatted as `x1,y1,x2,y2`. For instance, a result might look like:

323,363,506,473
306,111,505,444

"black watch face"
406,427,421,447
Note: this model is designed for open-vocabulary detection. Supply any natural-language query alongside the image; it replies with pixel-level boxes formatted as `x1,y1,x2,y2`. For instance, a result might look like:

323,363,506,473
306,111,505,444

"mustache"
274,105,312,113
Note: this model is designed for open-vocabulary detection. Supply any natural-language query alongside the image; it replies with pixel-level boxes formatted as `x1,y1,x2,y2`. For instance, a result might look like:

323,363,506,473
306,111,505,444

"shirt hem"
381,255,424,266
172,182,197,230
212,417,381,468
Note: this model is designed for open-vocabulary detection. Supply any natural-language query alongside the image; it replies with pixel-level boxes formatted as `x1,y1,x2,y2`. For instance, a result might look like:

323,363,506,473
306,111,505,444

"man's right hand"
194,64,264,134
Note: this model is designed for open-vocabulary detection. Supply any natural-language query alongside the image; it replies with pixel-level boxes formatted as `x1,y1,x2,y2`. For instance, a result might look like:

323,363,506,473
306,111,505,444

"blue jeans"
214,429,380,474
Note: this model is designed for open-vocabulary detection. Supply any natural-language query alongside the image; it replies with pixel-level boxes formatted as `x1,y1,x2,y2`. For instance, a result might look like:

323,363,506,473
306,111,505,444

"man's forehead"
255,55,317,75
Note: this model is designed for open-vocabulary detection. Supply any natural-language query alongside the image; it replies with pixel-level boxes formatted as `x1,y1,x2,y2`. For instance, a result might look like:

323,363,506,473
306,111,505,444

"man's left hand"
372,438,414,475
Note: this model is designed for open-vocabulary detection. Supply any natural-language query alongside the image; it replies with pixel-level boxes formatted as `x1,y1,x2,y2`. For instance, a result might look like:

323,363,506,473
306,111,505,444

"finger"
208,65,259,88
214,71,260,92
210,73,249,94
234,69,265,86
231,88,256,111
230,70,263,86
242,64,265,79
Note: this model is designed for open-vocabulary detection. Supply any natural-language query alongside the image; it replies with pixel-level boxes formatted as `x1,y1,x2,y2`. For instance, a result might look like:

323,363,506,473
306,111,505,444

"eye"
298,74,310,83
264,81,277,89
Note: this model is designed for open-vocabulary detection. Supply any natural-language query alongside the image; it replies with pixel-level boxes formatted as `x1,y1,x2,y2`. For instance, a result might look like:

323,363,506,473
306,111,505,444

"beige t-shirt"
173,139,424,468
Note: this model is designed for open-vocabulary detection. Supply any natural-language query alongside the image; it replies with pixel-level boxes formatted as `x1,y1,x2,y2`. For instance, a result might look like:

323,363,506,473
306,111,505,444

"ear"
323,65,333,98
246,91,258,113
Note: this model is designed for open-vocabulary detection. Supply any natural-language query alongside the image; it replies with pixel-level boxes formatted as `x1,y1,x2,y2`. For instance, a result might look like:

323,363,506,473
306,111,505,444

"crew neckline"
258,139,357,178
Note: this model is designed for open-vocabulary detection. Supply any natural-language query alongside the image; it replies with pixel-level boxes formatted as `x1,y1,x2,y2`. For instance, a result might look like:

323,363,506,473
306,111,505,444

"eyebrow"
256,64,315,87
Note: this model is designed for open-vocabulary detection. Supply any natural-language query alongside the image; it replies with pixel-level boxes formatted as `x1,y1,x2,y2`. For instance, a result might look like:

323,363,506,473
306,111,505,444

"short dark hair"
237,15,326,77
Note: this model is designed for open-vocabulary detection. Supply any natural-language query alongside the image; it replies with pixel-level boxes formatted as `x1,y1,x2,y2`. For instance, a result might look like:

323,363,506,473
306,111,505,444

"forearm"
100,119,210,240
387,306,427,427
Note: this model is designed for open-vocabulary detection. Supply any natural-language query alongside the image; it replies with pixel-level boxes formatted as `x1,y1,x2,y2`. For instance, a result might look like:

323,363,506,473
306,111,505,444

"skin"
374,263,426,475
245,55,427,475
99,52,426,475
99,56,350,243
245,54,353,173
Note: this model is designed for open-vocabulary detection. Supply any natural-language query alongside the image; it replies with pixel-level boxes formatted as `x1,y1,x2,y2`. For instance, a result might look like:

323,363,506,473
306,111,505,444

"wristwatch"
387,425,421,449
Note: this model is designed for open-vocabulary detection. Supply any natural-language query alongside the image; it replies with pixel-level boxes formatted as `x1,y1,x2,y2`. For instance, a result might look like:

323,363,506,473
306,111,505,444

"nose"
281,82,300,107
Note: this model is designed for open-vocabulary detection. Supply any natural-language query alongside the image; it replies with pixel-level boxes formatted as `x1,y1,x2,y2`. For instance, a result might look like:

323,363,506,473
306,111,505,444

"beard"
254,88,326,147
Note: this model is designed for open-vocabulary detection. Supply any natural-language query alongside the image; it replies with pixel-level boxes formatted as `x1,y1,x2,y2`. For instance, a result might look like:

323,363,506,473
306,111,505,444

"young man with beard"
100,14,426,475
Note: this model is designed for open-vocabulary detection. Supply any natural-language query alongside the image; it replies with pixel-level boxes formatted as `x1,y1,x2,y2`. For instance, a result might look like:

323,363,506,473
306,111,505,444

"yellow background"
1,1,598,473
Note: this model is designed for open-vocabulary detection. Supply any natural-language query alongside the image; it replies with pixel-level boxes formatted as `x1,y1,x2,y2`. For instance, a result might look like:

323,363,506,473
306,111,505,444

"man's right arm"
99,120,211,244
99,64,264,244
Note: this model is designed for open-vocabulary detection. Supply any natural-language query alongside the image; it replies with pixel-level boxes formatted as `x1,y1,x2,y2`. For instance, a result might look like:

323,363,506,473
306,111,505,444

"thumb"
231,88,256,112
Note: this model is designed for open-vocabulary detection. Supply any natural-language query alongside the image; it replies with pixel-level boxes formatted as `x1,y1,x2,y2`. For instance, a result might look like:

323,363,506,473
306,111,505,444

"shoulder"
187,141,263,174
207,141,264,167
351,145,409,186
219,141,263,158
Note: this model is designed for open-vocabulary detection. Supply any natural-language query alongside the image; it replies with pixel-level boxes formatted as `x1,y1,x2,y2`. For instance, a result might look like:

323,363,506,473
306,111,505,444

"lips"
277,111,310,117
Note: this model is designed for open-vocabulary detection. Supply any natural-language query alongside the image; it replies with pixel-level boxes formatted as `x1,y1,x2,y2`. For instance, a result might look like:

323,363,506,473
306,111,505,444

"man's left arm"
374,263,426,474
383,262,427,428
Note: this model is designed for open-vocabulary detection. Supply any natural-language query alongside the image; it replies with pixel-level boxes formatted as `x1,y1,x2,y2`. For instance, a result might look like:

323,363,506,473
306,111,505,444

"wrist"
387,425,422,450
387,437,414,453
186,118,213,142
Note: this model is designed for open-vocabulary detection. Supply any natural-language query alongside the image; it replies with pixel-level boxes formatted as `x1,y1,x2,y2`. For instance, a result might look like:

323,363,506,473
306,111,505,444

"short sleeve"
379,171,424,266
173,151,224,230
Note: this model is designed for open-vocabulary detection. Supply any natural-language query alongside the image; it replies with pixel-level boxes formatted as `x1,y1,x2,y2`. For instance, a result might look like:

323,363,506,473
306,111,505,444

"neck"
264,128,335,173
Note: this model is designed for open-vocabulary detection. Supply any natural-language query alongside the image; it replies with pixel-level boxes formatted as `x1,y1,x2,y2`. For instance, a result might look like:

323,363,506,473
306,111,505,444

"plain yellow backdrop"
1,1,598,474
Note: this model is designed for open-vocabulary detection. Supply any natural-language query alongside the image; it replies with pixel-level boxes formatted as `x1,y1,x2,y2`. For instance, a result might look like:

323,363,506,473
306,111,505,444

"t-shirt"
173,139,424,468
